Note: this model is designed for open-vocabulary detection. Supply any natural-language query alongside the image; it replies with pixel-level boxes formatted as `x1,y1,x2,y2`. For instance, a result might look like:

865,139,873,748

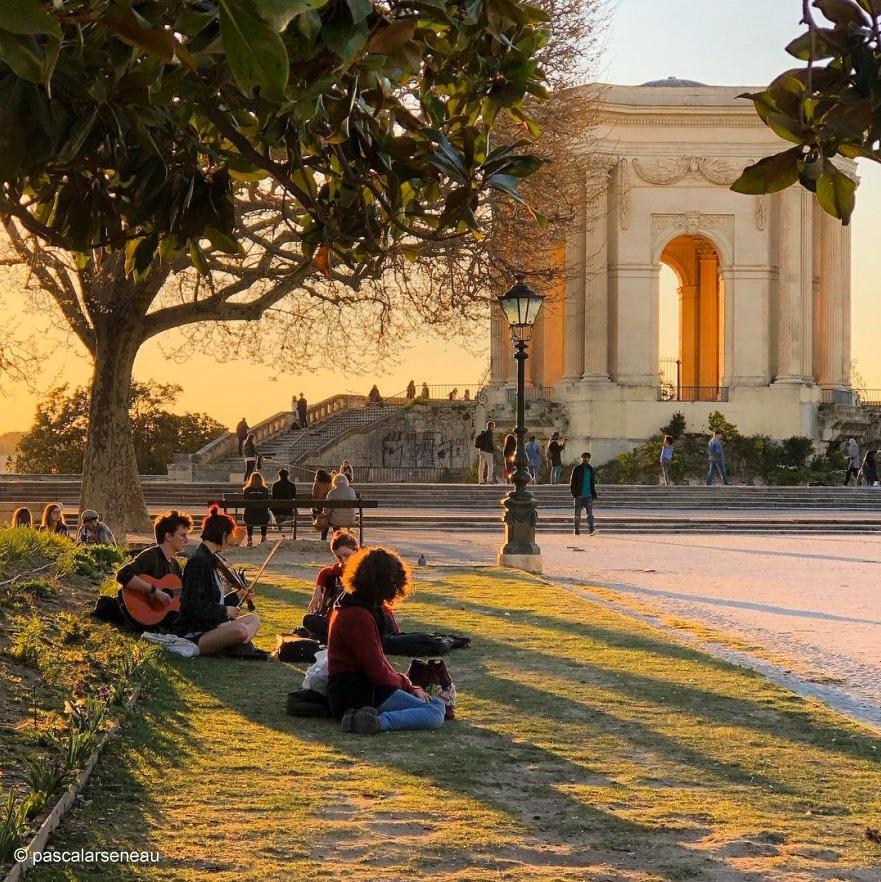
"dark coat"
243,486,270,525
271,477,296,520
569,463,598,499
175,543,235,635
243,439,257,459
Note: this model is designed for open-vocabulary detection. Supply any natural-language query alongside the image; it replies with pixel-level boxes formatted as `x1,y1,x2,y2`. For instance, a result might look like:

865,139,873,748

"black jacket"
271,477,296,520
475,429,495,453
175,543,236,635
569,463,598,499
243,486,270,525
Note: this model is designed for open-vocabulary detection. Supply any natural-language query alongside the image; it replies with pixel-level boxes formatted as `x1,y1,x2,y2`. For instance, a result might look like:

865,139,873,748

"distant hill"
0,432,25,456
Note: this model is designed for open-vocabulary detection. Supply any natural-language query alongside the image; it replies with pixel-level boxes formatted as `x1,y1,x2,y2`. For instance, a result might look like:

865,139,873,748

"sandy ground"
379,530,881,732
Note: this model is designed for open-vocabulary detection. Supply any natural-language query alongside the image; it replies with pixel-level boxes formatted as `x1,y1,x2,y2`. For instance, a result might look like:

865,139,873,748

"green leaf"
730,147,802,195
204,226,244,255
0,0,61,39
816,166,856,224
367,20,417,54
345,0,373,24
764,111,807,145
320,19,368,63
57,108,99,165
254,0,329,31
814,0,868,26
189,239,210,274
0,30,43,82
220,0,289,100
105,17,178,64
785,30,835,60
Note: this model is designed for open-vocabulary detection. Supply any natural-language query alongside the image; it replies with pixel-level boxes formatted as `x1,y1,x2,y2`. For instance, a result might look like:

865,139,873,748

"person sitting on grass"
40,503,69,537
76,509,116,546
175,506,264,658
301,529,360,641
11,507,32,528
326,546,446,735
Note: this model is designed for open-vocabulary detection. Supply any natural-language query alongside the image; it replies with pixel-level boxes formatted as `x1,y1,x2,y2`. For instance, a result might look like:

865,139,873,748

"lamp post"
496,278,545,574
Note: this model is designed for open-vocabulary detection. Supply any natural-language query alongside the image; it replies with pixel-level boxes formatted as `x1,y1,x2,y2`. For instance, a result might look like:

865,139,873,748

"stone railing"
193,411,293,467
307,394,367,423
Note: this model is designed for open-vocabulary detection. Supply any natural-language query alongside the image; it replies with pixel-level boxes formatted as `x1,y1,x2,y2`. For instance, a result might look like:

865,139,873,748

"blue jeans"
706,461,729,485
528,459,540,482
377,690,446,732
574,496,595,533
550,465,562,484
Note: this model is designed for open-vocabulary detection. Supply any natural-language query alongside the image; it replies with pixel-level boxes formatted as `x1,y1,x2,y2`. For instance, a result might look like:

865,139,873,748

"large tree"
731,0,881,224
0,0,548,537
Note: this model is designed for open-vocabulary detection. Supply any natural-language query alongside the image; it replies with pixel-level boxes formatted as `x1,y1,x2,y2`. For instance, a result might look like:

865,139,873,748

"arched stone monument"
488,80,855,463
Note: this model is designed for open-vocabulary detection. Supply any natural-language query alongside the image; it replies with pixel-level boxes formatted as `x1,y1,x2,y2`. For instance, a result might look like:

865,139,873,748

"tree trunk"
79,325,151,542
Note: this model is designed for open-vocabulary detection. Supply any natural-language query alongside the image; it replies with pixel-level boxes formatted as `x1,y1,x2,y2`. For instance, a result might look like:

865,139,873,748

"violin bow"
238,537,284,608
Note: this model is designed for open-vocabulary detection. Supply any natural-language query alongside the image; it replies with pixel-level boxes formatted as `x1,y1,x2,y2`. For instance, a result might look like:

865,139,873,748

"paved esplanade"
393,531,881,731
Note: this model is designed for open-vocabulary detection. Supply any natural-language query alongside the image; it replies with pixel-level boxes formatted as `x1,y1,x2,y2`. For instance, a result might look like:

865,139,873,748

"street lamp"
497,278,545,574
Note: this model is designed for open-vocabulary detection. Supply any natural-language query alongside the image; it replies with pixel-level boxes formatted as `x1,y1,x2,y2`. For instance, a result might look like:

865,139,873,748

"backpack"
275,633,321,663
474,431,486,450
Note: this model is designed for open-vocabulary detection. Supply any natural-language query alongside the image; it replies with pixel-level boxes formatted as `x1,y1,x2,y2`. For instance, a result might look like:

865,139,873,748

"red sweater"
327,605,412,693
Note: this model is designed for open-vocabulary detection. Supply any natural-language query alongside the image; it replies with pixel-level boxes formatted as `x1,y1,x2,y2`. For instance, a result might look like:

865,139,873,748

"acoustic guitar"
121,574,183,627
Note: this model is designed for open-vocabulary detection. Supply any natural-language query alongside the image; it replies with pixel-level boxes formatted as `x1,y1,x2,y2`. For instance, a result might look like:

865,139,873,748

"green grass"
20,567,881,882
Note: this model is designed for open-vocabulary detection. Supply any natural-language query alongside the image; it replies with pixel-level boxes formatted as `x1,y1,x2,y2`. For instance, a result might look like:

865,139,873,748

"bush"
660,411,686,440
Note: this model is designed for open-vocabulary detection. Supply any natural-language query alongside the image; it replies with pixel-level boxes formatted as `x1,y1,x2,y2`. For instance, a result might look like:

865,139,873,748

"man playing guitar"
114,511,193,630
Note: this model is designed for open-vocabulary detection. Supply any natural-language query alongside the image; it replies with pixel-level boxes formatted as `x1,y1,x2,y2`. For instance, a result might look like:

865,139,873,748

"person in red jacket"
326,547,446,735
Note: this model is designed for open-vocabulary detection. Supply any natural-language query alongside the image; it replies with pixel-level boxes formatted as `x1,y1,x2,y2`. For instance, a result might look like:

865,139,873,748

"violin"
213,537,284,612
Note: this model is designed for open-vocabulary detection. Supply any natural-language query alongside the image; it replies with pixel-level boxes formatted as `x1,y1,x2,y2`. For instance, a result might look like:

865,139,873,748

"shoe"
574,529,580,535
350,706,380,735
588,528,596,535
225,641,269,660
246,540,253,547
340,708,355,733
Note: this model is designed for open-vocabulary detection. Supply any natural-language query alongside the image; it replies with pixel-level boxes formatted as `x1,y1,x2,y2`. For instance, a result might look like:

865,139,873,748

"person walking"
474,420,496,484
406,380,416,400
502,433,516,482
236,418,249,456
547,432,566,485
570,452,598,535
706,431,730,486
844,437,861,486
242,433,258,482
243,472,270,545
860,449,879,486
525,435,541,483
660,435,675,486
297,393,309,429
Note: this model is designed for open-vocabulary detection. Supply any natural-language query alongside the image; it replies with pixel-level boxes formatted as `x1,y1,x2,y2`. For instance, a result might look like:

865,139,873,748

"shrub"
660,411,686,440
8,616,47,667
0,790,29,865
707,411,740,439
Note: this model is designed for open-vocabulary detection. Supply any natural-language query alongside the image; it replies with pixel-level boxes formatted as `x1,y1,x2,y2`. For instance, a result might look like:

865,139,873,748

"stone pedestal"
497,493,542,574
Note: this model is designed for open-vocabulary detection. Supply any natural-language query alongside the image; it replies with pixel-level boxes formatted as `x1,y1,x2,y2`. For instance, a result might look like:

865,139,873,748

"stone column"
679,284,699,388
799,189,814,383
583,171,610,381
729,266,771,386
698,248,720,388
815,211,849,388
611,264,660,386
774,186,804,383
562,194,585,381
490,302,508,385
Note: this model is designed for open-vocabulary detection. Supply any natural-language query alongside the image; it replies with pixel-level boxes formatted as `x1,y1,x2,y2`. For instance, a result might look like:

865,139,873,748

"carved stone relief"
617,158,631,230
632,155,745,186
651,212,734,258
755,195,768,231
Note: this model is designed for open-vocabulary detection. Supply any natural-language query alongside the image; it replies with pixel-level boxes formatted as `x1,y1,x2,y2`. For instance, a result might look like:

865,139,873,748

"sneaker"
574,529,580,535
588,528,596,535
350,706,380,735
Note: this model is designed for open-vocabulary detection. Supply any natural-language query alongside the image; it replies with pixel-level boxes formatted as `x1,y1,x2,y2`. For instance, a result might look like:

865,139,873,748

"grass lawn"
25,565,881,882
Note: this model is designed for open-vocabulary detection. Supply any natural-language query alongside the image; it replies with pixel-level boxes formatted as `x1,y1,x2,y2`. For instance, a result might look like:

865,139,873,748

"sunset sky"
1,0,878,435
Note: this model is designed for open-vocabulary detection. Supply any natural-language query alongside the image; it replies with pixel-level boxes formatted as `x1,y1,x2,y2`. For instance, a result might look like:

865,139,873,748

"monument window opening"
659,234,724,402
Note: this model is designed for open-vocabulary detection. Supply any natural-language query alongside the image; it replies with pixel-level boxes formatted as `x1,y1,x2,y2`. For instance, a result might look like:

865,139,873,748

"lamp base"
497,551,543,574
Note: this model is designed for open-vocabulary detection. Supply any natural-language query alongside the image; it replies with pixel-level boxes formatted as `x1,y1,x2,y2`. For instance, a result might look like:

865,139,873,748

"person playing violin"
93,510,192,630
175,506,262,657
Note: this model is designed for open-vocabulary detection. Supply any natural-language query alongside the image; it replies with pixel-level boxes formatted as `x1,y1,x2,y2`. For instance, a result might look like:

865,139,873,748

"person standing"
474,420,496,484
502,433,516,482
844,438,861,486
367,384,383,405
242,473,270,545
547,432,566,485
570,452,598,535
242,433,258,482
236,418,249,456
419,382,430,399
706,431,730,486
525,435,541,483
660,435,675,486
297,393,309,429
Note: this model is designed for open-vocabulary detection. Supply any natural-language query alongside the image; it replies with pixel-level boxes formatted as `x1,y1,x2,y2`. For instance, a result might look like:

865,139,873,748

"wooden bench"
218,496,378,545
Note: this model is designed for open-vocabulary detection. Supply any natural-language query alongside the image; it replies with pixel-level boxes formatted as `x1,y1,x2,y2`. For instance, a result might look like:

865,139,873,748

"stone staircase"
2,477,881,533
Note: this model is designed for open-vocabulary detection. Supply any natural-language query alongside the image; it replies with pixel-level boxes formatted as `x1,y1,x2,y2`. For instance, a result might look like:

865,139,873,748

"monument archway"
659,233,723,399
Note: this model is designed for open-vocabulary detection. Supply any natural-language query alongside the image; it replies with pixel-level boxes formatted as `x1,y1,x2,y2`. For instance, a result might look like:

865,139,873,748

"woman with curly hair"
326,547,446,735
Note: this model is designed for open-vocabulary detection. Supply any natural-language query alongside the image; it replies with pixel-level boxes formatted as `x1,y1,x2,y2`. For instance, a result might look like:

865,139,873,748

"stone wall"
303,401,485,479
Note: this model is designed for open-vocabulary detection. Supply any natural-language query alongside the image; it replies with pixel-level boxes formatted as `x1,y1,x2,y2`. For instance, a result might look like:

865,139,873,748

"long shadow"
398,603,881,767
172,658,771,882
550,574,881,628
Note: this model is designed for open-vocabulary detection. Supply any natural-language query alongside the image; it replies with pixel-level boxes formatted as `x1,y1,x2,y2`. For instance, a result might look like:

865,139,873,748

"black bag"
275,634,321,662
286,688,331,718
382,632,470,656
